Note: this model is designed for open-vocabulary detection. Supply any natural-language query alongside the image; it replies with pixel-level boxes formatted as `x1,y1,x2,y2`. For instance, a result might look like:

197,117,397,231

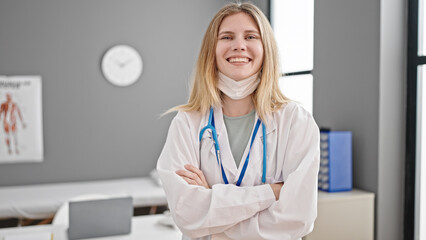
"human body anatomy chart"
0,76,43,163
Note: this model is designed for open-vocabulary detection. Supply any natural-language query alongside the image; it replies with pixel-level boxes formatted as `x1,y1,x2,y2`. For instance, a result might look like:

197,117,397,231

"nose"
232,37,246,51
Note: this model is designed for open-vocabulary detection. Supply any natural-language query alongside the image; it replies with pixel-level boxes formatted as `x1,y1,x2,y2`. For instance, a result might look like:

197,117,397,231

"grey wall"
0,0,267,186
314,0,380,193
314,0,405,240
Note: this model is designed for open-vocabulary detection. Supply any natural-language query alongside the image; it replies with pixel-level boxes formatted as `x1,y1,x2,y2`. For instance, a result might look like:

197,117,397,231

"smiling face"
215,12,264,81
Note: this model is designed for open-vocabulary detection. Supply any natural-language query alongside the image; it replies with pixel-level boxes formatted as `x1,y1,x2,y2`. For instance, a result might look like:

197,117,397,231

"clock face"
101,45,143,87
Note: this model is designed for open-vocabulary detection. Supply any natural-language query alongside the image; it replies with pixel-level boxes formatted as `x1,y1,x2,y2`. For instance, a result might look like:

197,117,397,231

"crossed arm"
176,164,283,200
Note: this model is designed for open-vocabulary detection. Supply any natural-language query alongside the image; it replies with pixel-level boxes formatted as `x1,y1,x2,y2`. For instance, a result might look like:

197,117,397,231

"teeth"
228,58,249,63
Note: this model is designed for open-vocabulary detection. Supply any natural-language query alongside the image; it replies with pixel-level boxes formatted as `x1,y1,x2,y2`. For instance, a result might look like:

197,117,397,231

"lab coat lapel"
231,112,277,185
259,113,277,137
255,113,277,166
213,107,238,182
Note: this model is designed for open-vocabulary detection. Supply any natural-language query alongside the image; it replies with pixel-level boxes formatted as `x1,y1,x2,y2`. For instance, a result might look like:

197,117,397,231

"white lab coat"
157,102,320,240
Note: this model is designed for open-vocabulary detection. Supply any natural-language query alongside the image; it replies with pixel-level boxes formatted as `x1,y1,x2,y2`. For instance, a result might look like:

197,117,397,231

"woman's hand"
176,164,283,198
176,164,210,189
269,182,284,200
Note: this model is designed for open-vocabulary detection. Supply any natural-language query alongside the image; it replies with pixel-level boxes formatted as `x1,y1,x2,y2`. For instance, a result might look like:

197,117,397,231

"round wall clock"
101,44,143,87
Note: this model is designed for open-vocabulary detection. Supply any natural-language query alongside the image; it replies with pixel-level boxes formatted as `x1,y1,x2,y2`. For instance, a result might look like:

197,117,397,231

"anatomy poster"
0,76,43,163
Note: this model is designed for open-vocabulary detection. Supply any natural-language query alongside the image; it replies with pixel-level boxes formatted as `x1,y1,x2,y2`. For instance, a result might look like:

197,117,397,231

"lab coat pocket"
199,136,223,186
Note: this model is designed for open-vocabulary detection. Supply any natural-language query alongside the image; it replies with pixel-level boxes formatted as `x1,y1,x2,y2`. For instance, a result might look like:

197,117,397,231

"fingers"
175,164,210,189
269,182,284,201
180,176,198,185
184,164,208,184
176,169,203,186
185,164,210,189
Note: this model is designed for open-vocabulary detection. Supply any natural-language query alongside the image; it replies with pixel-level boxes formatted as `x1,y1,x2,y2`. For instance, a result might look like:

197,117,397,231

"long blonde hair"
169,2,289,121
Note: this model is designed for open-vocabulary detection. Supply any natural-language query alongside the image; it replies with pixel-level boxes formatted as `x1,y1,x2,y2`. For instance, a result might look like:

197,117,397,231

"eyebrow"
218,30,260,35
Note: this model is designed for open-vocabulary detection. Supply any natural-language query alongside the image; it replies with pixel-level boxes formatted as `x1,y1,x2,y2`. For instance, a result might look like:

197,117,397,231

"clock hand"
114,60,125,68
121,58,134,67
114,59,133,68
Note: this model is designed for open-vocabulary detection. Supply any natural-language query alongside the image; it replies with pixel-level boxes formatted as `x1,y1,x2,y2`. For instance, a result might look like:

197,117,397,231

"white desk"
303,189,375,240
0,214,182,240
0,178,167,219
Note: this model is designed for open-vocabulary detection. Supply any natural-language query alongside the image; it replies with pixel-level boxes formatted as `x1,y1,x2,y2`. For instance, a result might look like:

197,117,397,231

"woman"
157,3,320,240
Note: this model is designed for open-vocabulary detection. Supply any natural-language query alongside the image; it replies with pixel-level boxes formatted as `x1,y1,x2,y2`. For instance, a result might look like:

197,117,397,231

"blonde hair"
169,2,289,121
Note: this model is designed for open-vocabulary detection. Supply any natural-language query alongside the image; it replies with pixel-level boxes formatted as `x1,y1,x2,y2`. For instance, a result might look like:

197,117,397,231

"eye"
246,35,258,40
220,35,232,40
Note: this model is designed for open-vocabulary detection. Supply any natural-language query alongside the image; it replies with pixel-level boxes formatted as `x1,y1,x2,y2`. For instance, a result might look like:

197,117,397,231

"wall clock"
101,44,143,87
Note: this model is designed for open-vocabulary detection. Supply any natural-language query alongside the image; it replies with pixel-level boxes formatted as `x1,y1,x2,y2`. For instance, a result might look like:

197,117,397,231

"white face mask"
217,72,260,100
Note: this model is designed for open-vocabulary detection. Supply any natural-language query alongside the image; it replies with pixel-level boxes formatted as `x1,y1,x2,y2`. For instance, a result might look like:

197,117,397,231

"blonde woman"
157,3,320,240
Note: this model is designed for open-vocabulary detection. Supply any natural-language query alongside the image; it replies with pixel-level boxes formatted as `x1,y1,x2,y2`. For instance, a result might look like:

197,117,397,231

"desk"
0,214,182,240
303,189,375,240
0,178,167,220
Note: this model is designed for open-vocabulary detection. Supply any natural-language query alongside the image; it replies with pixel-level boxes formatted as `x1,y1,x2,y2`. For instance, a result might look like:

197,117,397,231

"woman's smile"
227,57,250,63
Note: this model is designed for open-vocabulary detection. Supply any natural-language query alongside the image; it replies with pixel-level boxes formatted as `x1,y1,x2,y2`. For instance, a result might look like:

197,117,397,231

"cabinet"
303,189,375,240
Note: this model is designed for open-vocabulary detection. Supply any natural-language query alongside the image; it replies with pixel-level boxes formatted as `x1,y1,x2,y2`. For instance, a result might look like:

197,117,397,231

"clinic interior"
0,1,410,240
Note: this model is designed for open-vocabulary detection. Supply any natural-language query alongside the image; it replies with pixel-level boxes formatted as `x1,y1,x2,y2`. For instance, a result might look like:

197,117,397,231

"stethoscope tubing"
199,108,266,186
199,110,229,184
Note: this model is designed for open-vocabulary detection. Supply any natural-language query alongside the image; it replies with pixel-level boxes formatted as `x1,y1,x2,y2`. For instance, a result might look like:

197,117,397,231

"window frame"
406,0,421,239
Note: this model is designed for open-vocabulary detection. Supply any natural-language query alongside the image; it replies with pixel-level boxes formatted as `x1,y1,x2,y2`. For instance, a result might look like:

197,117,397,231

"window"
271,0,314,113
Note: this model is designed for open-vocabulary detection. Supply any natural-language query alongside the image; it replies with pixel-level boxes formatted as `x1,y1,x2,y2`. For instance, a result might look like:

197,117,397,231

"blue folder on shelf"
318,131,352,192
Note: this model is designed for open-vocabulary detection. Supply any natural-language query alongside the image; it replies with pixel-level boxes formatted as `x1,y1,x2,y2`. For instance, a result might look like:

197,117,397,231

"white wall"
378,0,406,239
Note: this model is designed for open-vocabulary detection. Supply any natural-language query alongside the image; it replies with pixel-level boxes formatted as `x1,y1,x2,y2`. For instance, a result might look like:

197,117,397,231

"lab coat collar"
212,106,277,135
255,111,276,137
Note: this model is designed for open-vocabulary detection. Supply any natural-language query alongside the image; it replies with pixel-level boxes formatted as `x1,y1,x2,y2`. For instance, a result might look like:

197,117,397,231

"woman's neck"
222,94,254,117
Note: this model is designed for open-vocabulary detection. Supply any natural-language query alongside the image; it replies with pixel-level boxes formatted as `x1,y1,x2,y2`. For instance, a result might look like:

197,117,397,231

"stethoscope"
199,108,267,186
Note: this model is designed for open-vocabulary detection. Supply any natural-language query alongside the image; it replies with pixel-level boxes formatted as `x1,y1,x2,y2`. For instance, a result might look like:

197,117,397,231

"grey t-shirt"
223,110,255,167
